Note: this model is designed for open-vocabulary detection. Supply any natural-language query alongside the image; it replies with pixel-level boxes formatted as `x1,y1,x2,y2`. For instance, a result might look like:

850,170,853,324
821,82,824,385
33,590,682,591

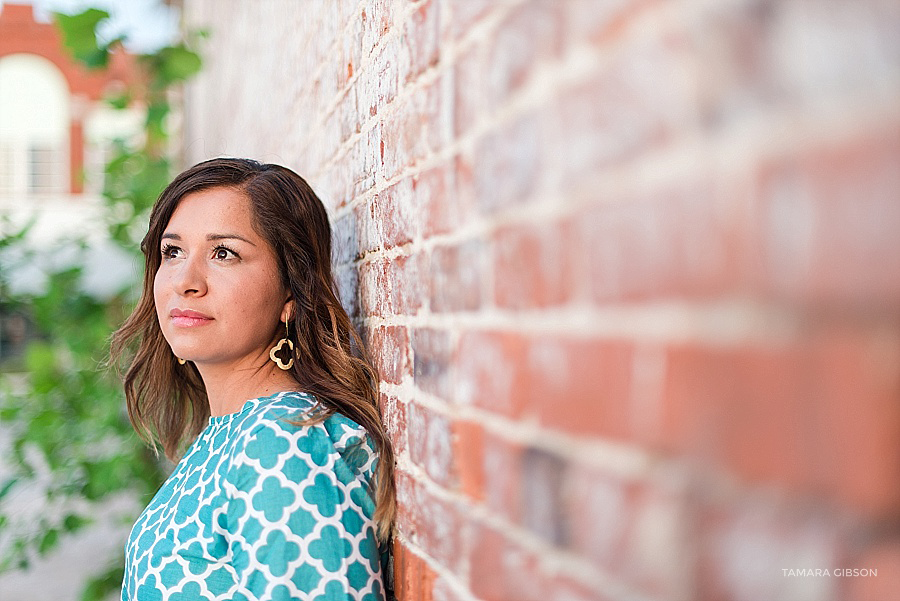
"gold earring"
177,356,186,365
269,319,294,370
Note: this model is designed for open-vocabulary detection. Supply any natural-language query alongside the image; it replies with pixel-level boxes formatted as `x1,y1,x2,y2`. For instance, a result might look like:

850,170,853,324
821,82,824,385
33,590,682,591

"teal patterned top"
121,391,385,601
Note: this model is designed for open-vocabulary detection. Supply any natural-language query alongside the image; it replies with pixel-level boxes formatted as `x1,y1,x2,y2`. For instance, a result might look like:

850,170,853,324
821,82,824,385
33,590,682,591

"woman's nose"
174,255,208,297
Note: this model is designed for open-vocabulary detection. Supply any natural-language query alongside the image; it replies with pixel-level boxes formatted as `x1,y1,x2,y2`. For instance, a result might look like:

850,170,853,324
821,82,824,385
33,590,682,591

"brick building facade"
0,2,136,195
180,1,900,600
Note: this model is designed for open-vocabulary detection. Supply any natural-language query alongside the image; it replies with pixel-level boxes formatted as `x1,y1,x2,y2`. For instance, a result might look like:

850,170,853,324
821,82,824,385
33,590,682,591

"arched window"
0,53,70,198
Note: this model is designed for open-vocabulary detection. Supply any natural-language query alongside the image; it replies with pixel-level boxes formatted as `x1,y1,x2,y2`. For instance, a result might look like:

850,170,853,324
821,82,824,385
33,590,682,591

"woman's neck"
196,354,299,416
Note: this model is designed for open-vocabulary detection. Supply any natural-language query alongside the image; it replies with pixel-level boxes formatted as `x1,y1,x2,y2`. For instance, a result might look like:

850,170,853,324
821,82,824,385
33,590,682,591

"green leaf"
0,478,17,501
63,514,93,533
105,91,132,110
38,528,59,555
0,405,21,421
145,101,170,139
53,9,112,69
0,215,34,249
146,44,202,86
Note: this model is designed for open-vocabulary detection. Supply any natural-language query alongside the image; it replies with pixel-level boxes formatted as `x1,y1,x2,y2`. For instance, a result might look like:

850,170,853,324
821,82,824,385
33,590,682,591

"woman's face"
153,186,291,367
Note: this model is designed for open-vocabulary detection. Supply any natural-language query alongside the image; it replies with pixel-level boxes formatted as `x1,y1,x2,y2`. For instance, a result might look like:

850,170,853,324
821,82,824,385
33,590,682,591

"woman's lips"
170,308,213,327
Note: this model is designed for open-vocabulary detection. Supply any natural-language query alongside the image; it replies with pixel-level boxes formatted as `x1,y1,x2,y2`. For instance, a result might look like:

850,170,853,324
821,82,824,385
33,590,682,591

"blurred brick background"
180,1,900,600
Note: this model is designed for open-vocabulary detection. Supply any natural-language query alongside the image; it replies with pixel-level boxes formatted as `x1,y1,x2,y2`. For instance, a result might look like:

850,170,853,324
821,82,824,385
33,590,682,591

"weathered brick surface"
184,0,900,598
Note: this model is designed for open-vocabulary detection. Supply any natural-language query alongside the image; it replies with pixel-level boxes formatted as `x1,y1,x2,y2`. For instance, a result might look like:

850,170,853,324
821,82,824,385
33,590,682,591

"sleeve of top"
222,413,384,601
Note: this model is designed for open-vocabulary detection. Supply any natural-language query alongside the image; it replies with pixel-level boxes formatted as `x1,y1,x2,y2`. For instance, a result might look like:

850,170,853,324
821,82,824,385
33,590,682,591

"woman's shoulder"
240,390,367,436
230,390,378,475
248,389,319,422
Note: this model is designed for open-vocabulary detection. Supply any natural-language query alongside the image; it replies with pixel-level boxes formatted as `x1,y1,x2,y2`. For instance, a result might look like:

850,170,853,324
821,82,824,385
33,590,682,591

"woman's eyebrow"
159,232,256,246
207,233,257,246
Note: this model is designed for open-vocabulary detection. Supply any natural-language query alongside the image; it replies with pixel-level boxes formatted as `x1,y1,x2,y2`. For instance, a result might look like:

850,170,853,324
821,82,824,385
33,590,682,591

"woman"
111,158,395,601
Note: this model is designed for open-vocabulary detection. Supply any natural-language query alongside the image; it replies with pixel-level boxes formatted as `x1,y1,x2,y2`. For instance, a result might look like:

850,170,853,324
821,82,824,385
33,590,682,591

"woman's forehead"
164,187,258,237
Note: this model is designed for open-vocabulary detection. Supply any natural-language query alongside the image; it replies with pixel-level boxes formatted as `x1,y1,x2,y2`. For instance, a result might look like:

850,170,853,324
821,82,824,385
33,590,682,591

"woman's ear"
281,298,294,323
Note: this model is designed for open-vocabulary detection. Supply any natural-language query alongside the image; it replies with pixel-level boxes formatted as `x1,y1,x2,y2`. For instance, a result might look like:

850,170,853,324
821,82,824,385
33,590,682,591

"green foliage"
145,43,203,88
54,8,117,69
0,6,203,600
81,564,126,601
57,5,204,249
102,141,172,247
0,258,166,580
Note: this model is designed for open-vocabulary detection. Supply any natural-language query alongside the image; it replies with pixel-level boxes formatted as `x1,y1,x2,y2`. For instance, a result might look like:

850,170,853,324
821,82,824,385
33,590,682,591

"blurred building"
0,1,142,238
0,5,169,601
0,1,141,361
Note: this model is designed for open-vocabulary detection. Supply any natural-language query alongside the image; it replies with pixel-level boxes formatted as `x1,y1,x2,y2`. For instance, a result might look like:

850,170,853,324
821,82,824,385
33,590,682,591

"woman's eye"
161,244,182,259
213,246,237,260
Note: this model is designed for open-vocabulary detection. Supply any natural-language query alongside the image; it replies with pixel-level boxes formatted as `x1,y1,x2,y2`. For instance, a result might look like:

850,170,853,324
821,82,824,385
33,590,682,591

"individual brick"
367,325,411,385
411,328,455,400
492,219,576,309
429,239,484,313
407,402,457,488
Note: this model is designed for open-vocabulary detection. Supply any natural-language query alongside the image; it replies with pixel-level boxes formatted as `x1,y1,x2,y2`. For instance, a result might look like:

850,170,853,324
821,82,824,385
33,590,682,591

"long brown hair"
110,157,395,540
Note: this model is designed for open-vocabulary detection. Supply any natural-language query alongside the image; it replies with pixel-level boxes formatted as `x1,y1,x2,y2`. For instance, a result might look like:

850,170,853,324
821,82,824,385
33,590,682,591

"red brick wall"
182,1,900,599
